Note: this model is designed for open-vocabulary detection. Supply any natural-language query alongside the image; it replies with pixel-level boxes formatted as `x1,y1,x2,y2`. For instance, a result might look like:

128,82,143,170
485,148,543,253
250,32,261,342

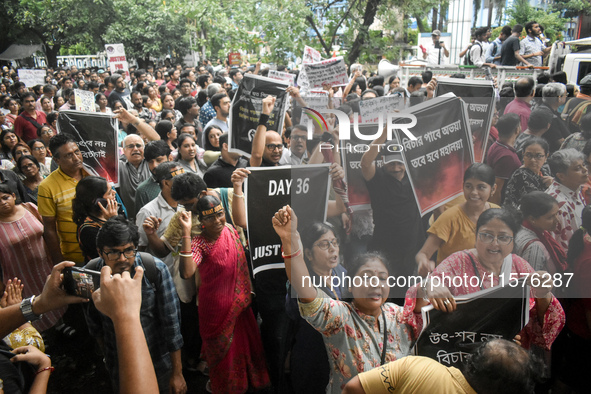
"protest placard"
228,74,289,157
359,96,405,124
395,94,474,216
338,124,378,210
245,165,330,275
301,57,348,89
229,52,241,66
57,110,119,185
74,89,96,112
303,45,322,64
413,279,530,369
105,44,130,80
435,78,496,163
268,70,295,86
17,69,46,88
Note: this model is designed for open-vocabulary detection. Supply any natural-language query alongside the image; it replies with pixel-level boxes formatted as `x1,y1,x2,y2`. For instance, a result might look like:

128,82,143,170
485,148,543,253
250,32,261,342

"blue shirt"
83,254,183,392
198,101,216,130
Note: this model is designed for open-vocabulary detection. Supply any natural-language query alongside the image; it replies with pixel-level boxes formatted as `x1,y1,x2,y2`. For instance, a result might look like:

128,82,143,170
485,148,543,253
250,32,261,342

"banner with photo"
435,78,495,163
339,124,382,210
57,110,119,186
104,43,130,80
301,57,348,90
395,94,474,216
74,89,96,112
413,280,530,369
228,74,289,157
245,165,330,275
18,69,46,88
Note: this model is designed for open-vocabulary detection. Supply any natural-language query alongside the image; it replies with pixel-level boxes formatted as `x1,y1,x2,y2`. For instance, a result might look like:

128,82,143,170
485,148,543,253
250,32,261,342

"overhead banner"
57,110,119,186
74,89,96,112
104,43,130,80
413,280,530,369
228,74,289,157
303,45,322,64
17,69,46,88
435,78,496,163
359,96,405,124
268,70,296,86
395,94,474,216
301,57,348,89
245,165,330,275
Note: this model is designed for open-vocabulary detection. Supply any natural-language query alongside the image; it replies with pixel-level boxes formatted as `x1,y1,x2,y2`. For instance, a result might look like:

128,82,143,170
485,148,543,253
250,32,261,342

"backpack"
85,252,158,289
490,40,499,58
464,42,482,66
562,99,591,134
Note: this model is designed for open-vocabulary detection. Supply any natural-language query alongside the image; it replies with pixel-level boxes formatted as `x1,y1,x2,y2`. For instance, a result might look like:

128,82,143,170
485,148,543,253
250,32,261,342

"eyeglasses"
291,135,306,141
314,238,339,250
32,146,46,151
202,210,225,223
523,152,545,160
103,247,137,261
125,143,143,149
266,144,283,151
477,232,513,245
20,163,36,169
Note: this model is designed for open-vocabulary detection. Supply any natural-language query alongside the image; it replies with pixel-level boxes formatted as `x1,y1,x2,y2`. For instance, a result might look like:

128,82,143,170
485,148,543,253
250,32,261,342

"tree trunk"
432,8,438,31
487,0,494,27
347,0,381,64
438,2,446,31
45,44,60,68
414,14,426,33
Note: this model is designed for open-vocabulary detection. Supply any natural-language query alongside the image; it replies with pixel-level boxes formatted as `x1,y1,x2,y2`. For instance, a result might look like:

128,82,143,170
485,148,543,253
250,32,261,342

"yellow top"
359,356,476,394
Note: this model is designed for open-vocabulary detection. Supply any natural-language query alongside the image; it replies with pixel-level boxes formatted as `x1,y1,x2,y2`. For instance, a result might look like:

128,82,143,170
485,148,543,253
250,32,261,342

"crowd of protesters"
0,19,590,393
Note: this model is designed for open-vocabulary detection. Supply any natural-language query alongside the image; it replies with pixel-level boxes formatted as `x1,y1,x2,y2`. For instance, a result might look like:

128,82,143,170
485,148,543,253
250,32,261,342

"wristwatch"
20,295,42,322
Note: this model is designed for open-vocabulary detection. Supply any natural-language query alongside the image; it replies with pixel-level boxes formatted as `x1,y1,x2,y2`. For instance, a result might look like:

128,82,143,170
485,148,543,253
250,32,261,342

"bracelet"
36,366,54,376
258,114,269,127
180,250,192,254
234,193,244,198
179,253,192,258
281,245,302,259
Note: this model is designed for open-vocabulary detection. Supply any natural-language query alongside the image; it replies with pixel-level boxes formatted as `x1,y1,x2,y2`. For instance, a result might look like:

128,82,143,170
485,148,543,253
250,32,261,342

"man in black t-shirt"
501,24,533,67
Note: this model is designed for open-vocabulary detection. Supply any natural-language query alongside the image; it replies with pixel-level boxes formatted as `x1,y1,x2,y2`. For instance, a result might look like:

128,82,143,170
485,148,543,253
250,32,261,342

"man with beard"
279,125,308,165
203,93,230,134
108,73,131,109
14,92,47,142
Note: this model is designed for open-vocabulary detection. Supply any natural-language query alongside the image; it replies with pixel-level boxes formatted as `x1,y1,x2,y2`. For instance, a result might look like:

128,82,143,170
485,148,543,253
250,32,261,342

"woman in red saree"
179,195,270,393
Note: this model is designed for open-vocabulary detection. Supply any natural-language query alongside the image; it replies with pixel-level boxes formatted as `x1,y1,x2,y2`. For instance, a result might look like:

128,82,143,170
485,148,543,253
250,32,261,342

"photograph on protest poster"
74,89,96,112
413,280,529,369
435,78,496,163
339,125,377,210
301,57,348,90
57,110,119,186
228,74,289,158
395,94,474,216
245,165,330,275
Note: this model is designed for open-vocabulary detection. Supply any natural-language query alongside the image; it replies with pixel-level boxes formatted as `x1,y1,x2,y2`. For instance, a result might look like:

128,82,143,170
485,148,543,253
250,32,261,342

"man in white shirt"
470,27,497,68
423,30,449,65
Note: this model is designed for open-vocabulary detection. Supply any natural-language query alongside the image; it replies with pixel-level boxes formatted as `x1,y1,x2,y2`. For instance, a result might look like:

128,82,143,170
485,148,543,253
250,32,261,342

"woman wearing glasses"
504,137,553,209
285,221,347,393
72,176,122,262
178,195,270,393
408,208,565,351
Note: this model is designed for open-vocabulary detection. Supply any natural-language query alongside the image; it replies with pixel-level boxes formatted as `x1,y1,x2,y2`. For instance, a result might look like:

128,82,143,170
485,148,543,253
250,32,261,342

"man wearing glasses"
118,134,151,221
279,124,309,165
83,216,186,394
14,92,48,142
250,96,284,167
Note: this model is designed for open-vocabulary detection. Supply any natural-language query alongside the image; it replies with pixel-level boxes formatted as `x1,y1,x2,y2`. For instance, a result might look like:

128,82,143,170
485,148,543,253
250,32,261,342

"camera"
63,267,101,298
